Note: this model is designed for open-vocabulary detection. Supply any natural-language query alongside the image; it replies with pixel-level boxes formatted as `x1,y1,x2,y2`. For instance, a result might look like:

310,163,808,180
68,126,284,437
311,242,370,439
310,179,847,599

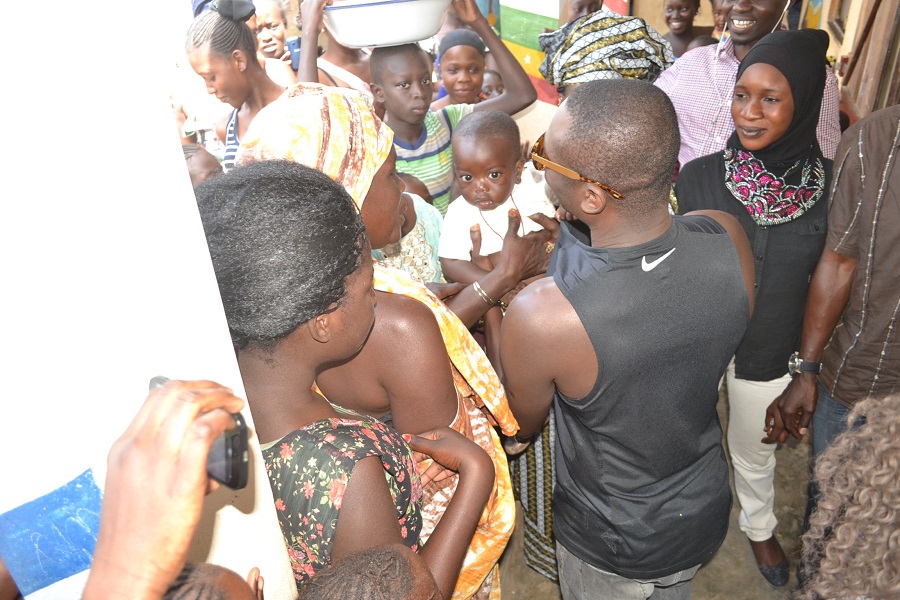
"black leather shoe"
750,537,790,587
758,559,790,587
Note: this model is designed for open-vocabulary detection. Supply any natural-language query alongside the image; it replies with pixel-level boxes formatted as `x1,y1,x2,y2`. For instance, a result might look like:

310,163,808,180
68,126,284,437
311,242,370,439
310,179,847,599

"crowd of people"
4,0,889,599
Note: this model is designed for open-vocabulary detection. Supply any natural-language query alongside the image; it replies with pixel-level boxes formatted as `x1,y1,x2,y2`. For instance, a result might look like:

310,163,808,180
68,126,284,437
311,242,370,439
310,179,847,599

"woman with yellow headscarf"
241,83,548,599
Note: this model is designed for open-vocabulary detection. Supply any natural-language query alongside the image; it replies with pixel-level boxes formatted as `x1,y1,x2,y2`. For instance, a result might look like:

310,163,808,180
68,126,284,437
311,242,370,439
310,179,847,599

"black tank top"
549,215,749,579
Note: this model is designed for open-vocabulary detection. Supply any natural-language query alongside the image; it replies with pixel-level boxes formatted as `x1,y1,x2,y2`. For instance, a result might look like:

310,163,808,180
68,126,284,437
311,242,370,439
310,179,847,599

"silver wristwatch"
788,352,822,376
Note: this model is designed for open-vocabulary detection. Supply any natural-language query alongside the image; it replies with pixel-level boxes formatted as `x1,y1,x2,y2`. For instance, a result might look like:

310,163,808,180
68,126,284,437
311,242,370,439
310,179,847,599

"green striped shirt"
394,104,475,215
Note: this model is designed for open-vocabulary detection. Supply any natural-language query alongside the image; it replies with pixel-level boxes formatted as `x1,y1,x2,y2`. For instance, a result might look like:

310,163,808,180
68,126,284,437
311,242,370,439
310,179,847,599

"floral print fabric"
724,148,826,227
262,416,423,590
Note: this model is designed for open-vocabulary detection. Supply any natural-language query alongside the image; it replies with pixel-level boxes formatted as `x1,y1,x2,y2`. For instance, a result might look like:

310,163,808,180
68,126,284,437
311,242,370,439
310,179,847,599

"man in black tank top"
500,81,755,599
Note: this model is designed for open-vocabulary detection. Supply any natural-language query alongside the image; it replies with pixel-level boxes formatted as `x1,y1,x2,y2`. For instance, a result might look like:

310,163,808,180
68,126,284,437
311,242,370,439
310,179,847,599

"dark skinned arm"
452,0,537,115
499,280,569,436
331,457,409,562
441,257,491,285
444,211,557,328
333,429,493,600
297,0,329,83
763,248,857,443
407,429,494,599
316,293,458,435
374,295,459,434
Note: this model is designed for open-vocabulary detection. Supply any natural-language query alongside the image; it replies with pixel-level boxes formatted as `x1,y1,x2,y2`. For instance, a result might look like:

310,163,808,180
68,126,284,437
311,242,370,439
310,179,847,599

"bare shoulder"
507,276,568,316
504,276,576,342
374,290,440,338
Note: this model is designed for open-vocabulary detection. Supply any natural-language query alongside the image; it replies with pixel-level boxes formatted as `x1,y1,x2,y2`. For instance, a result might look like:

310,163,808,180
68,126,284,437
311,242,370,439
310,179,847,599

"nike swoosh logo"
641,248,676,272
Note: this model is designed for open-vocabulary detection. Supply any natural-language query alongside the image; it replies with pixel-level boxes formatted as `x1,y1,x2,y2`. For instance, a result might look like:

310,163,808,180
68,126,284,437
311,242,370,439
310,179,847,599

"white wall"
0,0,295,597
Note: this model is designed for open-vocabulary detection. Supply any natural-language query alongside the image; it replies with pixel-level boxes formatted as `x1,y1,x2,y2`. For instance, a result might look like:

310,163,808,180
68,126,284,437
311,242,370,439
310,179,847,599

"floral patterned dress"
262,415,423,590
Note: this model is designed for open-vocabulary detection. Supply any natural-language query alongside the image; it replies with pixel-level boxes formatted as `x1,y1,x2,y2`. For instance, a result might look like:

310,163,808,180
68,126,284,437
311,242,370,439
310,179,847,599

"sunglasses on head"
530,133,625,200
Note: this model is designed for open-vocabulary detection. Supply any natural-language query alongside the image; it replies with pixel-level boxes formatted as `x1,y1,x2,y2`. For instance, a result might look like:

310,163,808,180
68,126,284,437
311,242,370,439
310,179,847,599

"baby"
439,111,555,285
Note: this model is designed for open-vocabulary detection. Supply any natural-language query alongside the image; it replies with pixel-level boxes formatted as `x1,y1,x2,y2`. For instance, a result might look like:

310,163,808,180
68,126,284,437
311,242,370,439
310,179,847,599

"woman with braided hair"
185,0,284,170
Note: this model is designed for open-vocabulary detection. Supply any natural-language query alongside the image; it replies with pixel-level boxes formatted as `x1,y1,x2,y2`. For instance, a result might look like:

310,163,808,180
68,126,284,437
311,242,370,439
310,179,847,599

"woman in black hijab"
675,29,832,588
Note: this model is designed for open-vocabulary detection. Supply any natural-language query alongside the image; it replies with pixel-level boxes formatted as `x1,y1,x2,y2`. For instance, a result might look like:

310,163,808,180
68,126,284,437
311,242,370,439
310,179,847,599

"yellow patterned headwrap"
539,10,674,86
239,82,393,208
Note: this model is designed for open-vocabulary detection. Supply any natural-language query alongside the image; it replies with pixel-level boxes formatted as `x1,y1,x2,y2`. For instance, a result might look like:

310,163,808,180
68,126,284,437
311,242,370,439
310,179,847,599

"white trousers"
725,361,791,542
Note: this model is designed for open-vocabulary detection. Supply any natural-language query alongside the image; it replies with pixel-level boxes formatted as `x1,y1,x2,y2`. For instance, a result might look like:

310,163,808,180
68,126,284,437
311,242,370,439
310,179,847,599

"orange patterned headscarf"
239,83,393,208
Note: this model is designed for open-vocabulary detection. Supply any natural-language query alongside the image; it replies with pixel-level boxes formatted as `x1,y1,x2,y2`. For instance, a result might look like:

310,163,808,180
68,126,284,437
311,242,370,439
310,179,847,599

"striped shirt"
394,104,475,216
654,38,841,167
820,105,900,405
222,108,240,172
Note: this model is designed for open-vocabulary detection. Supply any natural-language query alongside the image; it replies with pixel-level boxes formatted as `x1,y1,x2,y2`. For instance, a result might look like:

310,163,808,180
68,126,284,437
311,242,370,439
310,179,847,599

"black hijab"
722,29,830,226
727,29,830,168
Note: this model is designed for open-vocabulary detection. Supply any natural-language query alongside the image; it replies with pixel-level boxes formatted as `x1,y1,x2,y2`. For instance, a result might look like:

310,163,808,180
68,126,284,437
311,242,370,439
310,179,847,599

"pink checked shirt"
655,38,841,167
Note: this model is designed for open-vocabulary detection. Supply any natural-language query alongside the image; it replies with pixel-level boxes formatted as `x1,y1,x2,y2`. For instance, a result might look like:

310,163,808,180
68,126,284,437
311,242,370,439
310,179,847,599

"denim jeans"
811,382,856,458
803,382,866,531
556,542,700,600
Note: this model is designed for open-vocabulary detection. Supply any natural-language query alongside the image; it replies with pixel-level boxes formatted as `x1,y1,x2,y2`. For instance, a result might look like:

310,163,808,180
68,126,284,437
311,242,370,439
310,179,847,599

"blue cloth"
192,0,213,17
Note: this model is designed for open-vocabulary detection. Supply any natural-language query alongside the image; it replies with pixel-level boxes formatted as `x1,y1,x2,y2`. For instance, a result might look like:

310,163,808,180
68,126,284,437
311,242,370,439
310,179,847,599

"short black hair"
164,563,253,600
561,80,679,219
454,110,521,163
370,44,430,85
194,160,367,351
297,545,423,600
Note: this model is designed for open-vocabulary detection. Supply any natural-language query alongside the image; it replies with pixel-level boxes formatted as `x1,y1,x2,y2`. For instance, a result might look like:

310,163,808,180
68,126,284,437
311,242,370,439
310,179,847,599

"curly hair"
194,159,367,351
795,393,900,600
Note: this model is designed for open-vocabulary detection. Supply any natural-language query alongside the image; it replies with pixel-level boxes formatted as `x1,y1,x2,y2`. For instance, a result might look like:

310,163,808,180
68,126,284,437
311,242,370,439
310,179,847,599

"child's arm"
334,430,493,600
441,257,490,285
452,0,537,115
407,429,494,599
439,220,495,284
298,0,329,83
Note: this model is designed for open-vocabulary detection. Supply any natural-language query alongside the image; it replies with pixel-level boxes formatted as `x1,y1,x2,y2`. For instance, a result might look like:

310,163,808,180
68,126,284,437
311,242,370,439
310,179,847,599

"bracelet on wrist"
473,281,508,310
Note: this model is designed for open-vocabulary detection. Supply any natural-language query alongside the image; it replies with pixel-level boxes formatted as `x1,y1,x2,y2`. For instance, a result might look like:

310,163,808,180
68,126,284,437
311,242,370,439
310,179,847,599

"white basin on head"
324,0,452,49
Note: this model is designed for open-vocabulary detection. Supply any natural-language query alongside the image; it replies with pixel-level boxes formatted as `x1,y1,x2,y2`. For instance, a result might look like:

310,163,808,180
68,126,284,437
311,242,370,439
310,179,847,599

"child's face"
372,50,434,127
439,46,485,105
452,135,524,211
664,0,698,35
481,72,505,99
711,0,727,32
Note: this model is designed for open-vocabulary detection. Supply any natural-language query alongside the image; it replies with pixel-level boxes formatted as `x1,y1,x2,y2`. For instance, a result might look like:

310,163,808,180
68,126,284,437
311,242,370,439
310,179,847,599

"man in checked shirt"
654,0,841,167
